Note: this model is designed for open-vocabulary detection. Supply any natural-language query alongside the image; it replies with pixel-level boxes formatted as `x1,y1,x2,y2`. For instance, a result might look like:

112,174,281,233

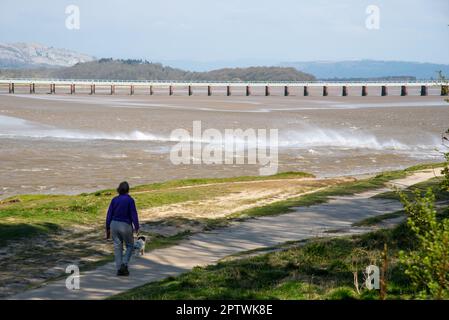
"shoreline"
0,160,444,201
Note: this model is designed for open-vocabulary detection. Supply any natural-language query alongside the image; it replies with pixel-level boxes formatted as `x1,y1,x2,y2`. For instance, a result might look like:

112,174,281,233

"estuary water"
0,94,447,198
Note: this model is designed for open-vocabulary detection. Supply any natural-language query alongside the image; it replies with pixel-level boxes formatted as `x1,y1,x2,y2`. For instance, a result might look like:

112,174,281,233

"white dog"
134,235,146,256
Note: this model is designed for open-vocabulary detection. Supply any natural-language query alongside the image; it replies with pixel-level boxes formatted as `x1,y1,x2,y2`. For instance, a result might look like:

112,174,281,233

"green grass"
130,171,314,192
352,210,405,227
145,231,192,251
376,176,449,203
0,222,61,247
403,162,446,172
110,222,419,300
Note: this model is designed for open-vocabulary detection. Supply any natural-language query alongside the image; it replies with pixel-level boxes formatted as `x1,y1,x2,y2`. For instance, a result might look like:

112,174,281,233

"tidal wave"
0,115,440,153
280,128,409,150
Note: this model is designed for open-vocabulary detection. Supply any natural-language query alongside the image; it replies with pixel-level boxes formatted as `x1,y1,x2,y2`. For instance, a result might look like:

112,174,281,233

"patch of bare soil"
139,178,349,220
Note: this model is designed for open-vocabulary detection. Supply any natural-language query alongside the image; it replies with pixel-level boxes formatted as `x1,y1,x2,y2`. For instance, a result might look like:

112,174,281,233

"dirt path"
9,169,441,300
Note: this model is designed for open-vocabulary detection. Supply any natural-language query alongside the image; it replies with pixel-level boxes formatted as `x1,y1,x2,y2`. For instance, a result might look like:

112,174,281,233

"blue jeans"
110,220,134,270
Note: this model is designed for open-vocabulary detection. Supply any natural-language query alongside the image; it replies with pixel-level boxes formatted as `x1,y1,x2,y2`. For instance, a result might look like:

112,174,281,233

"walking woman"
106,181,140,276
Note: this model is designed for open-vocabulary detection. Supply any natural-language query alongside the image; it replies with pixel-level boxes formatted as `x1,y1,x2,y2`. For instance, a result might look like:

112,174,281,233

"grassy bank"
111,223,416,300
0,171,313,247
111,169,449,300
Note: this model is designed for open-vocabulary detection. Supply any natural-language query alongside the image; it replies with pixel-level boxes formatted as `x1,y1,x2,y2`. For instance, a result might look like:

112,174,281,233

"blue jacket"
106,194,140,231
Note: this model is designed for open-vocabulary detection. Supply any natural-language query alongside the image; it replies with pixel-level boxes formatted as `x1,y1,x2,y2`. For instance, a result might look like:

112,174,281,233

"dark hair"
117,181,130,195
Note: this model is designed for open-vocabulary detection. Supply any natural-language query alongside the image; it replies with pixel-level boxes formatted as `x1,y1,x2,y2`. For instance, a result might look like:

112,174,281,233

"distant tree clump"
189,66,315,82
0,59,316,81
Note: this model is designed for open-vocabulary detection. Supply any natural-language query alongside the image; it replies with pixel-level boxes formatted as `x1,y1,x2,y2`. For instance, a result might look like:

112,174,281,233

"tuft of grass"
131,171,314,193
145,231,192,251
376,176,449,203
352,210,405,227
0,222,61,247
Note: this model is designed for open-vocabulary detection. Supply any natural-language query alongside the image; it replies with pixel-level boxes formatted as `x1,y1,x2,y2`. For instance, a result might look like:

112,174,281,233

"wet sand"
0,94,448,198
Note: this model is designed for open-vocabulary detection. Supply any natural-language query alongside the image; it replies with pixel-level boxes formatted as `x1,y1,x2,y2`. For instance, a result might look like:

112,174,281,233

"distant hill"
0,43,94,68
0,59,315,81
188,66,314,81
280,60,449,80
321,76,417,82
3,43,446,81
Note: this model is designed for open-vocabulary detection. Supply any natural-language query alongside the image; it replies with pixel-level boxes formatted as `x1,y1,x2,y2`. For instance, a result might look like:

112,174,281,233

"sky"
1,0,448,68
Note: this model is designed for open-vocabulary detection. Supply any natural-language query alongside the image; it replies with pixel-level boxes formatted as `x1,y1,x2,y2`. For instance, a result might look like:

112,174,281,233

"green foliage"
400,189,436,234
441,148,449,192
398,144,449,299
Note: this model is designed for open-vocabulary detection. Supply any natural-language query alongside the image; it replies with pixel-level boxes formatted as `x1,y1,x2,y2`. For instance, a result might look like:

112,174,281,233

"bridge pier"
303,86,309,96
246,86,251,96
441,85,449,96
420,85,428,96
322,86,328,96
227,86,231,96
342,86,348,96
169,85,173,96
284,86,290,96
381,86,388,96
188,85,193,96
265,86,270,96
207,85,212,96
362,86,368,96
401,85,408,96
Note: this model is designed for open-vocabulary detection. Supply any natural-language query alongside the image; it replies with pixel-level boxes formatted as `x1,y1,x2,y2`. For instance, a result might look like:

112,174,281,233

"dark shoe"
117,264,127,276
123,265,130,276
